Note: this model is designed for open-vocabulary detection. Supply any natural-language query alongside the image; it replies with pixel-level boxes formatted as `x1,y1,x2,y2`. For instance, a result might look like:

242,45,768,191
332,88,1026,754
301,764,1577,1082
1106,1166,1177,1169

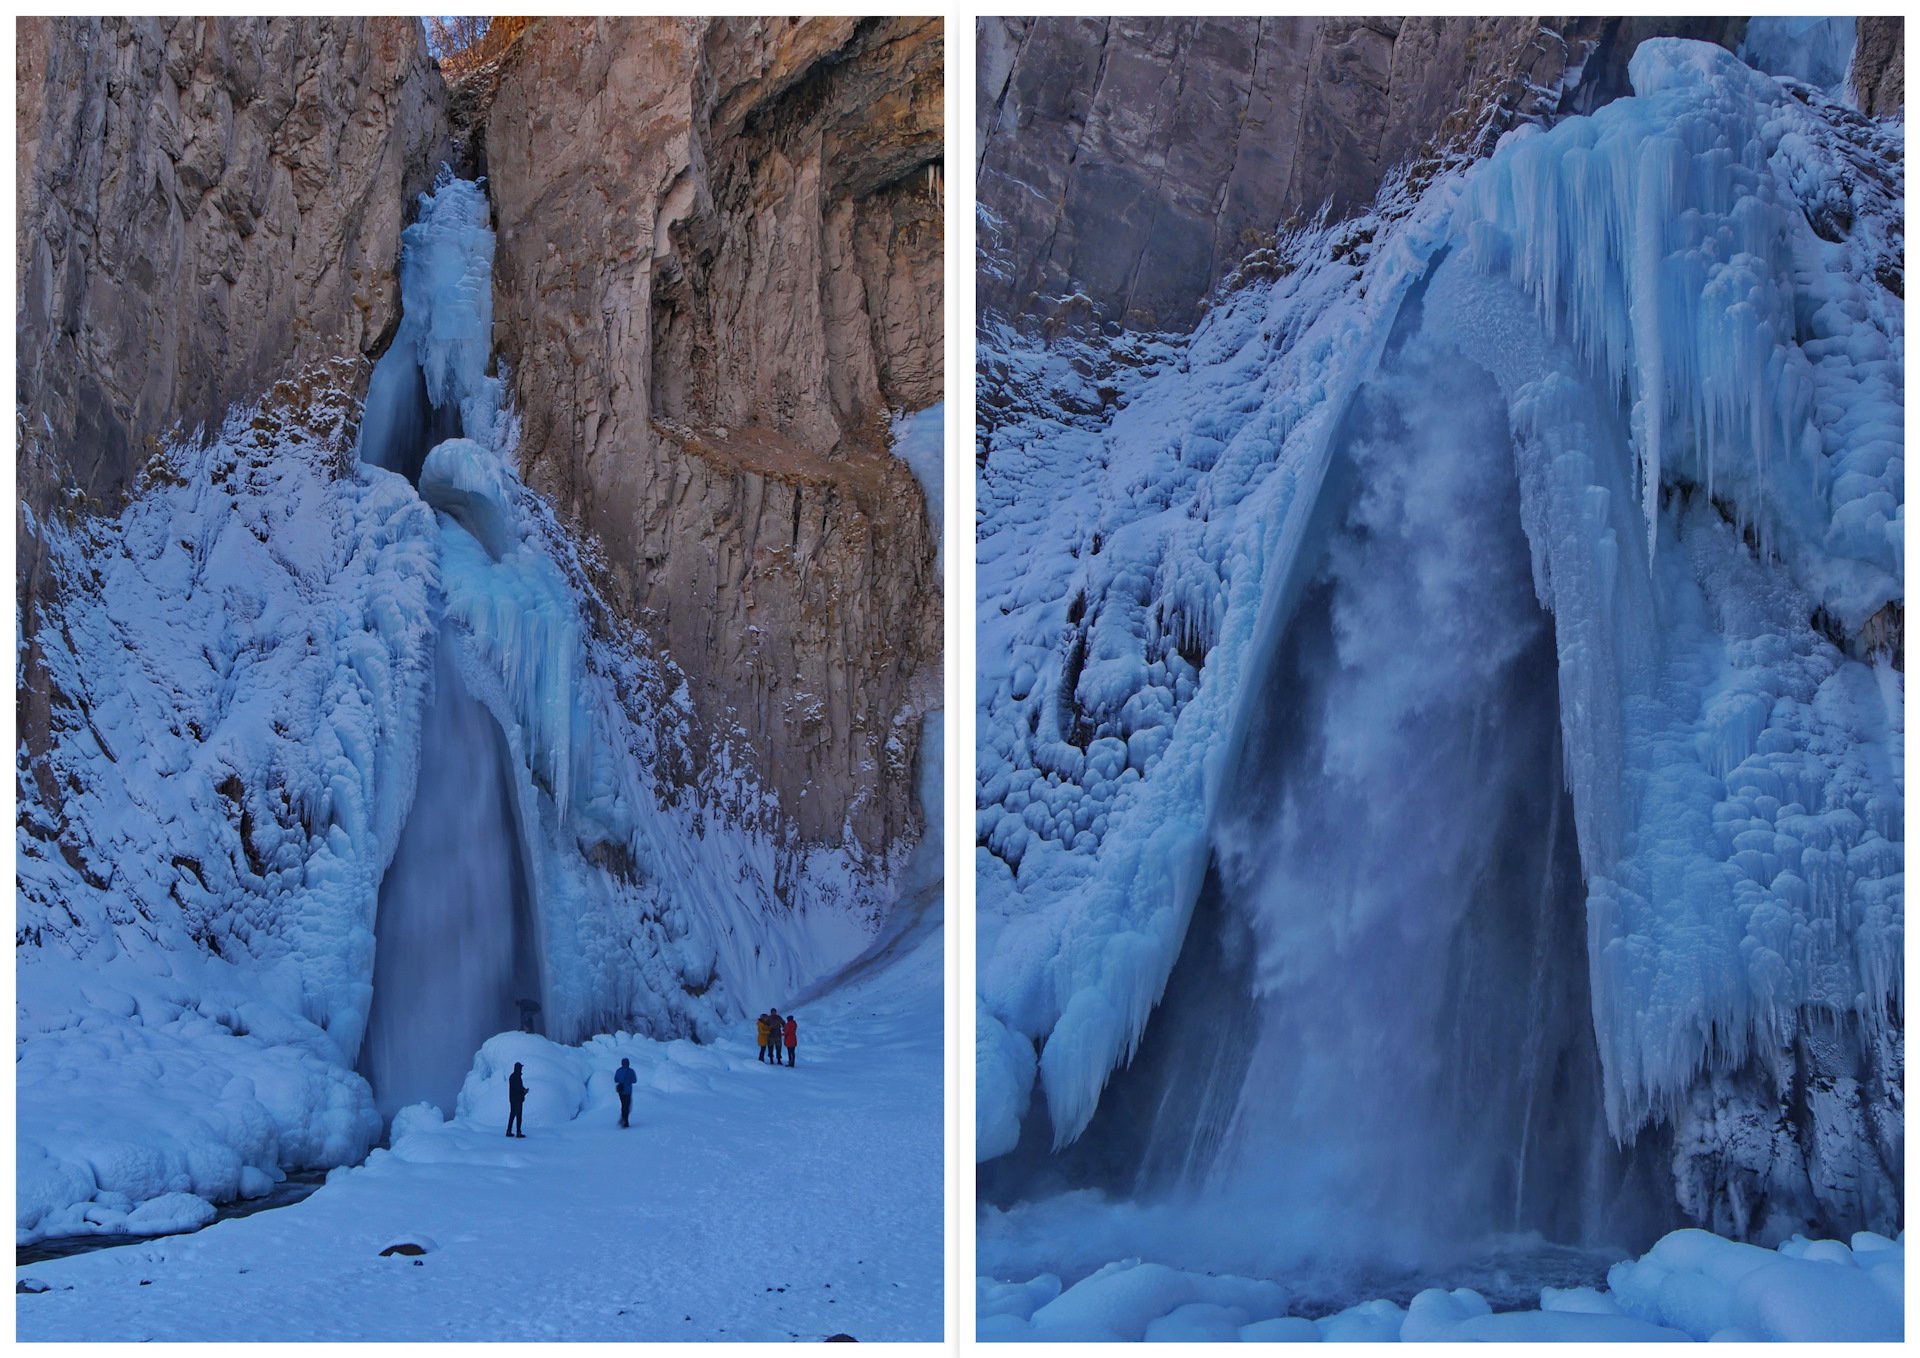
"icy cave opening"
353,173,543,1119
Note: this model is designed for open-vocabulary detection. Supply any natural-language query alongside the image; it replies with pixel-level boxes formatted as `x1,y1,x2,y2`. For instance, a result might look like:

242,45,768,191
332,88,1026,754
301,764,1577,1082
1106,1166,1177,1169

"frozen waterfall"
354,173,545,1118
1164,331,1665,1248
976,36,1901,1282
360,627,539,1117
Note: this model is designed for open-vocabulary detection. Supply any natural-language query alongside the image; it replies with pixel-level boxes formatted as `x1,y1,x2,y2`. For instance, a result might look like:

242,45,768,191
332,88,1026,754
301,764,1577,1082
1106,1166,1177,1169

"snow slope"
15,891,943,1341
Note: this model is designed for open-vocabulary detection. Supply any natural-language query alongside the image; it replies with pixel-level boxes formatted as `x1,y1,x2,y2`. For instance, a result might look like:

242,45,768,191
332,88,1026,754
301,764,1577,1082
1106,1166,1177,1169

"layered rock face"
976,16,1747,331
484,17,944,853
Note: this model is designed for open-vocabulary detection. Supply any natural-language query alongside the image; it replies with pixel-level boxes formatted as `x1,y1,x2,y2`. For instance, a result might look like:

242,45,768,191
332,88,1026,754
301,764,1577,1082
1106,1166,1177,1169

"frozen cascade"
358,170,501,480
976,35,1900,1274
357,170,890,1098
359,626,539,1117
1193,333,1668,1247
348,172,551,1118
986,326,1679,1257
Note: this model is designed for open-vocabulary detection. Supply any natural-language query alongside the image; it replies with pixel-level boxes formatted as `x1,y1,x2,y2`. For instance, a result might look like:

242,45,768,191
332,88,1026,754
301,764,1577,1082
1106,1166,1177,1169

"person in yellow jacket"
755,1012,771,1063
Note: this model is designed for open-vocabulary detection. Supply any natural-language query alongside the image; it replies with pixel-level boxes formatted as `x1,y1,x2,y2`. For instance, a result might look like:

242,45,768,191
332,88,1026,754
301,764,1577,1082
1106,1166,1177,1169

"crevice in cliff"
1118,23,1197,330
977,16,1035,175
432,15,535,179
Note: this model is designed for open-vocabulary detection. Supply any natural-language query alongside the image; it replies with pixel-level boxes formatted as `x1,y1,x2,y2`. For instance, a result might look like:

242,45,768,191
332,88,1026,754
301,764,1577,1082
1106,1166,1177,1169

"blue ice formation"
975,37,1902,1247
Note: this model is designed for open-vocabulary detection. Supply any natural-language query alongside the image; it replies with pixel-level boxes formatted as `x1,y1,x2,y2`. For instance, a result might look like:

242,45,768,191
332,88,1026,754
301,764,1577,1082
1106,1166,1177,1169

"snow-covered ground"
983,1229,1896,1344
979,1226,1903,1342
977,1192,1906,1341
15,892,943,1342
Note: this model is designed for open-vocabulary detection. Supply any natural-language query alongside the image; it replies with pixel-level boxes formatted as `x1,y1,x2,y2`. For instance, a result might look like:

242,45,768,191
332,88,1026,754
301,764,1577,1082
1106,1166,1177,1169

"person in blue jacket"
613,1057,638,1127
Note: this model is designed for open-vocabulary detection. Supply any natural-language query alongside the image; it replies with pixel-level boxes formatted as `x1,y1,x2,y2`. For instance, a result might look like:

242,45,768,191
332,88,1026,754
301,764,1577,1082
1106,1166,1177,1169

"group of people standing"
503,1007,804,1137
758,1009,798,1066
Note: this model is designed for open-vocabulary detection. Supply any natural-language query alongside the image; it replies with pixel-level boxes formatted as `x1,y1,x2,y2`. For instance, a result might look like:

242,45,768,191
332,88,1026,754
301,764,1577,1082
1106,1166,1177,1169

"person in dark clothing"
783,1013,798,1067
506,1062,528,1137
516,998,541,1034
613,1057,637,1127
768,1009,783,1068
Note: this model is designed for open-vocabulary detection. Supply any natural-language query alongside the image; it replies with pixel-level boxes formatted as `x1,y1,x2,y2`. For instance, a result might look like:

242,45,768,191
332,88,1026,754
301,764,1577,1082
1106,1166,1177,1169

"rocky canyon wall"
16,17,448,526
18,16,945,871
976,16,1750,332
483,17,944,854
1854,17,1905,121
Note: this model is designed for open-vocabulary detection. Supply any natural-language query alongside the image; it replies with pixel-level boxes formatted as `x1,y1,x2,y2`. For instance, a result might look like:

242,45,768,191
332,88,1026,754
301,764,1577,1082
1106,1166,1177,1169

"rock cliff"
976,16,1749,332
16,17,448,524
482,17,944,852
1854,17,1906,121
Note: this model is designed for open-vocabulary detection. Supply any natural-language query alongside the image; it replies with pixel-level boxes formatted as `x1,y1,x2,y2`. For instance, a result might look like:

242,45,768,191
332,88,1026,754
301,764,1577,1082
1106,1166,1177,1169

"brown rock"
1853,17,1904,120
977,16,1748,333
485,18,943,852
16,17,449,524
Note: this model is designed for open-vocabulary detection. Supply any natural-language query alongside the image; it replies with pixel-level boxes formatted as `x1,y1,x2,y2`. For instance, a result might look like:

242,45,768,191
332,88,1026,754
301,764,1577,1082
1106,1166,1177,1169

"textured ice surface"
17,378,435,1242
891,401,946,575
1739,17,1858,99
975,36,1901,1251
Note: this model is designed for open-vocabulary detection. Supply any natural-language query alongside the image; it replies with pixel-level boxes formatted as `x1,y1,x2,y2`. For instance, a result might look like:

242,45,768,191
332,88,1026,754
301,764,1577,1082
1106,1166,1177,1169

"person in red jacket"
783,1012,798,1067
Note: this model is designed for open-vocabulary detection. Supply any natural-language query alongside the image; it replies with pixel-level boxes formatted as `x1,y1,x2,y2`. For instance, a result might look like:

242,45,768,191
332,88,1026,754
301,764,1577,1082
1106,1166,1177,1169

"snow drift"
978,1228,1904,1342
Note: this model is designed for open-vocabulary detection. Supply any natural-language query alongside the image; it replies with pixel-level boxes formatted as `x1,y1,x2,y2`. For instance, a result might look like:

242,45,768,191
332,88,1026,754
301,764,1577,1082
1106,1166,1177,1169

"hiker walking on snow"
506,1062,529,1137
768,1009,783,1067
614,1057,637,1127
783,1012,798,1067
756,1011,772,1062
